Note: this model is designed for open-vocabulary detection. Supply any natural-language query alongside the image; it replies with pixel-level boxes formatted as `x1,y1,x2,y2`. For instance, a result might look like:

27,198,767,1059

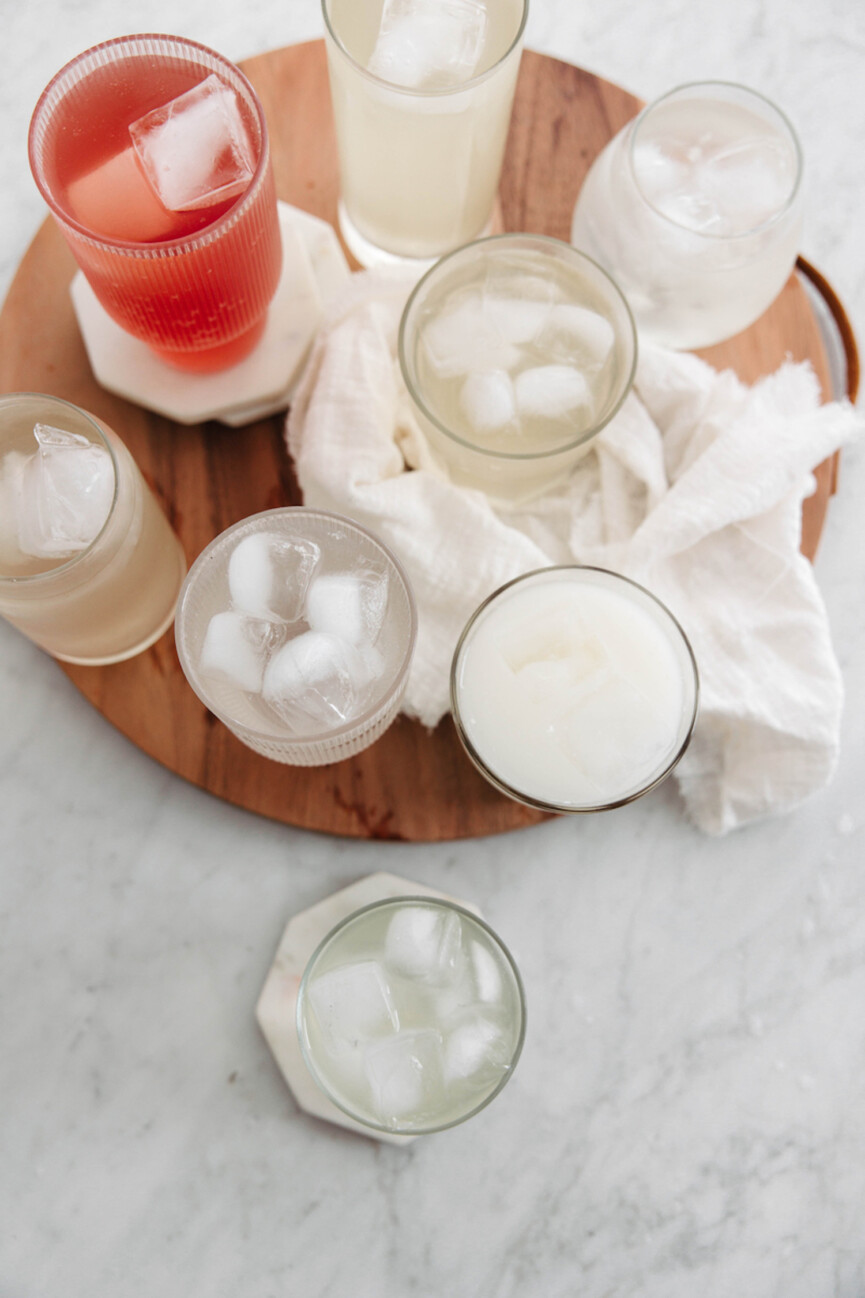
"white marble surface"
1,2,864,1295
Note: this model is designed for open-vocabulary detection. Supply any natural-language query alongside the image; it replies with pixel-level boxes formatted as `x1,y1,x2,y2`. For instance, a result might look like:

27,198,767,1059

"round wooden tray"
0,44,854,841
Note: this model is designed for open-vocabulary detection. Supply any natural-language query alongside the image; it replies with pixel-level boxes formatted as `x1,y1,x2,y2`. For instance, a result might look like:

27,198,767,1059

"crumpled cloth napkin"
287,267,863,834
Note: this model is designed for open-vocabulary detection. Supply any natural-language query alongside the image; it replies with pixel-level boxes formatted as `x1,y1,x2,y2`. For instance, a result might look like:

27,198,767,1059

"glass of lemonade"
29,35,283,374
322,0,528,266
297,896,526,1135
175,508,417,766
399,233,637,503
0,393,187,664
570,82,804,350
451,567,699,812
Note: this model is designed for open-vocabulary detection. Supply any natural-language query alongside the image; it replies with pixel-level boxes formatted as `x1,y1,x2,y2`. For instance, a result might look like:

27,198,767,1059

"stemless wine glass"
570,82,804,350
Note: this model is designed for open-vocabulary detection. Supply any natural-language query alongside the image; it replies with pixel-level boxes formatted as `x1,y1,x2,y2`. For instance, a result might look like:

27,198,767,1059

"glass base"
337,201,491,272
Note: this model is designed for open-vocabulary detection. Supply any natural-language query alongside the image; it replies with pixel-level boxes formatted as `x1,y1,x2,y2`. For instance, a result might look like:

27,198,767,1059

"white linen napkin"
286,267,862,834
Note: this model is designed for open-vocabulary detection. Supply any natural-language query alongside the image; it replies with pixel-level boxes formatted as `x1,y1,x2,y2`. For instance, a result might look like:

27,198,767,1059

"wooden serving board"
0,43,851,841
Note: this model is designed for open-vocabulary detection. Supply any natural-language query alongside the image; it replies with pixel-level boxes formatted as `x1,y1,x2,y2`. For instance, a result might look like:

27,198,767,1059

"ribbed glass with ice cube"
570,82,803,350
297,897,526,1134
174,509,417,765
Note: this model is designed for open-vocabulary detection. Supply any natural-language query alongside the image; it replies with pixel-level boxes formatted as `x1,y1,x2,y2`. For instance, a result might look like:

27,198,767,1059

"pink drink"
29,36,282,373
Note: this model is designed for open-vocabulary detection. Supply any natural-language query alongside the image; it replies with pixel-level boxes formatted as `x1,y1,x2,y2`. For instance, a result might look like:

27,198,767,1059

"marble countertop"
1,1,864,1295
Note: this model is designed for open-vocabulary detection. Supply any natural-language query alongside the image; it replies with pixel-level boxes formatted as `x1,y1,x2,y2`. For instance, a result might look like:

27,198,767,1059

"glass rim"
28,33,273,256
320,0,529,99
0,392,120,586
398,232,638,462
174,506,418,748
450,564,701,814
296,893,528,1136
627,79,804,242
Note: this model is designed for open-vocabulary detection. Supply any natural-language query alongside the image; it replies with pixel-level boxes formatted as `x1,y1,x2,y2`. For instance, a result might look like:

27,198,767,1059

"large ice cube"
363,1029,445,1126
553,672,676,788
307,960,399,1046
199,609,282,694
129,74,256,214
698,136,795,234
228,531,320,623
514,365,594,422
384,905,463,985
261,630,372,730
443,1010,510,1086
305,568,388,646
541,305,615,369
367,0,487,91
469,940,503,1004
16,424,114,559
421,292,521,378
459,370,516,437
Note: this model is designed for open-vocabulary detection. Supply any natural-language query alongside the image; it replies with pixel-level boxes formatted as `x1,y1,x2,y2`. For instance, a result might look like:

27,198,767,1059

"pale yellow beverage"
323,0,527,264
0,394,187,664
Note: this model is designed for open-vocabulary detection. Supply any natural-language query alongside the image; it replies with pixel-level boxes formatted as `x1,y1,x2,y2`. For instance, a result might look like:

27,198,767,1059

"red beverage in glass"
29,35,282,373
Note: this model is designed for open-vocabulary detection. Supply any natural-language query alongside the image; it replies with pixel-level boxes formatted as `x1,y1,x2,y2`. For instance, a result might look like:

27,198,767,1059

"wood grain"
0,43,848,840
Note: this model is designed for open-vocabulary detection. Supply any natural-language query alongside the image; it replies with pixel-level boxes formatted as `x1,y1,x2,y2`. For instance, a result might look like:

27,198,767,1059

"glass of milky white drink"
451,567,699,812
174,508,416,765
570,82,803,350
322,0,527,266
0,393,187,664
297,896,526,1134
399,233,637,503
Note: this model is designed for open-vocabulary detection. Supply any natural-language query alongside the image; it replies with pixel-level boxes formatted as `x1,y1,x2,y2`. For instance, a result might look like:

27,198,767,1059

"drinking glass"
570,82,804,350
297,895,526,1135
0,393,187,664
322,0,528,266
29,35,283,373
451,566,699,812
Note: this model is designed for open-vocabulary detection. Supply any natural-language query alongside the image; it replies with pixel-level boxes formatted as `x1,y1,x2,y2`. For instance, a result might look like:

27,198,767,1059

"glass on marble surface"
322,0,527,266
451,566,699,812
28,35,282,373
570,82,804,350
296,895,526,1134
398,232,637,503
0,393,187,664
174,507,417,766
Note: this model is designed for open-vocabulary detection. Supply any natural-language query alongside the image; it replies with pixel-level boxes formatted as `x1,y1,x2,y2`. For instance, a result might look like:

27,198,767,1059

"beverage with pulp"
399,234,637,502
0,394,187,664
297,896,526,1134
451,567,699,811
29,35,282,372
570,82,803,350
323,0,527,264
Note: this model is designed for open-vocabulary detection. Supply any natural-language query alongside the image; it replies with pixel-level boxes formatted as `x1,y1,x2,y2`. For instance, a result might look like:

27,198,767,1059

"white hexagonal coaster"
255,872,482,1145
70,201,351,427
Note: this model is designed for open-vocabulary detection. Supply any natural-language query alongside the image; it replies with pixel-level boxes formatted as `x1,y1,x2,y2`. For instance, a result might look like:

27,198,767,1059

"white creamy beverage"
452,568,699,810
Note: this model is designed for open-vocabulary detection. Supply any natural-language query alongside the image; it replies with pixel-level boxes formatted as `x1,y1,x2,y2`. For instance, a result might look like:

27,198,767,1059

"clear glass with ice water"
570,82,804,350
297,896,526,1134
0,393,187,663
174,508,417,765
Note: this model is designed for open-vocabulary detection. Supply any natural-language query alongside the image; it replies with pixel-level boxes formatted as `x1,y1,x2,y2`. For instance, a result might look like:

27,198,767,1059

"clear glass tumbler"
0,393,187,664
174,508,417,766
322,0,528,266
570,82,804,350
29,35,283,373
297,895,526,1135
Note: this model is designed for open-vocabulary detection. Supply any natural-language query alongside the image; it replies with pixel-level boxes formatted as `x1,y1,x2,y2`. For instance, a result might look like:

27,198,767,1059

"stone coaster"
255,871,482,1145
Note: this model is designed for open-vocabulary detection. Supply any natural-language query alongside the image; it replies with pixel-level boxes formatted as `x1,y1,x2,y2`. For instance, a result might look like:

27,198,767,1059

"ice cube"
469,940,502,1003
307,960,399,1046
384,905,463,985
363,1029,445,1125
421,292,521,378
16,424,114,559
305,568,388,646
129,74,256,214
443,1011,510,1086
514,365,594,422
367,0,487,91
227,531,319,623
541,305,615,369
553,672,677,788
261,630,372,730
198,610,281,694
485,295,551,345
699,137,794,233
459,370,516,436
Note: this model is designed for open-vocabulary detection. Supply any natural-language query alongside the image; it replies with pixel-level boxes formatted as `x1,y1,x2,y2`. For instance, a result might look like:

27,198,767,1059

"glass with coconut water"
297,896,526,1134
570,82,803,350
322,0,527,265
